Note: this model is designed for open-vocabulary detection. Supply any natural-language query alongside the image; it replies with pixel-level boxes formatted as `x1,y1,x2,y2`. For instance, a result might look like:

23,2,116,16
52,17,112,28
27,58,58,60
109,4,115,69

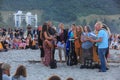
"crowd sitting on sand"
0,21,120,52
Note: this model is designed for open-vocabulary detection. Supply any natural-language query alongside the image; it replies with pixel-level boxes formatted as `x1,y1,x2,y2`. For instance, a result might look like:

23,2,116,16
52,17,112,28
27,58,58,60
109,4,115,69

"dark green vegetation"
0,0,120,32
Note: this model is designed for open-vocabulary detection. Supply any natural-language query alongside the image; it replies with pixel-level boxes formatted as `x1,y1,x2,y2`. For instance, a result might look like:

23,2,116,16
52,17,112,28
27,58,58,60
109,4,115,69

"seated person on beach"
1,63,11,80
18,38,26,49
0,37,9,51
30,39,38,49
12,65,27,80
0,41,4,51
48,75,61,80
66,77,74,80
12,38,19,49
5,37,13,49
110,38,119,50
25,36,30,49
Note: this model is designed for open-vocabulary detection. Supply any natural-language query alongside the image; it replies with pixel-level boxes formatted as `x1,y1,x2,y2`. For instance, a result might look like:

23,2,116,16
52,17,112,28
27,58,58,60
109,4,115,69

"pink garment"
26,39,29,46
19,43,26,48
43,41,52,66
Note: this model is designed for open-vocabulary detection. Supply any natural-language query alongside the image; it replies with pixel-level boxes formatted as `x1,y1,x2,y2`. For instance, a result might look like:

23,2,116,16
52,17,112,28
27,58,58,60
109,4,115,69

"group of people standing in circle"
38,21,110,72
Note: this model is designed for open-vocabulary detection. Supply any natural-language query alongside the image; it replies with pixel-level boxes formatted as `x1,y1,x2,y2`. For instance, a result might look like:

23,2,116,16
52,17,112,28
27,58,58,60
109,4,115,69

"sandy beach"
0,49,120,80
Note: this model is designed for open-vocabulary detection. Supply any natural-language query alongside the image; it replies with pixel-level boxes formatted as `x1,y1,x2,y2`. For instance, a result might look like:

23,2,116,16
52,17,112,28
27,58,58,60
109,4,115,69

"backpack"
50,60,57,69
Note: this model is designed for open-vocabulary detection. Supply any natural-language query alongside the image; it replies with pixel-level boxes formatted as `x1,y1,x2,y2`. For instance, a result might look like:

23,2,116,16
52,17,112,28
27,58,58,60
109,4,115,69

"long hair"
41,23,50,40
42,22,48,33
83,25,91,32
14,65,27,78
102,24,111,37
77,25,83,36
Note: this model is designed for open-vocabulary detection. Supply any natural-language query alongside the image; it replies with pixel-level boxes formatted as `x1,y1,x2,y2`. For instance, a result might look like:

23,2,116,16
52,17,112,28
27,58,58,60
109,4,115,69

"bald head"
94,21,103,31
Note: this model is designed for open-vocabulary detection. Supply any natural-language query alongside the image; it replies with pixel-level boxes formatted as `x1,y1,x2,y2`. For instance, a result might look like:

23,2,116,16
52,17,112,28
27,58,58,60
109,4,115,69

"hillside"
0,0,120,23
0,0,120,32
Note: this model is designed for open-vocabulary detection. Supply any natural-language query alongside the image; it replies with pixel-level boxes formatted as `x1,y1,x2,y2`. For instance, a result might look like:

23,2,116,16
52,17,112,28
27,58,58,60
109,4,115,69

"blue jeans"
98,48,108,72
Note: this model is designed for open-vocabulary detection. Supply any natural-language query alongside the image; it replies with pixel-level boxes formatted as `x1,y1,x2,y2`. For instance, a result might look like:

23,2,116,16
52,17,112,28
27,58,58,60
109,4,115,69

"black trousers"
40,48,44,58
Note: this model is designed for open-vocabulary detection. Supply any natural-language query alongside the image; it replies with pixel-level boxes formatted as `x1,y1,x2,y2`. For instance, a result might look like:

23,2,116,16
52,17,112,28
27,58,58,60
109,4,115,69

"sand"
0,49,120,80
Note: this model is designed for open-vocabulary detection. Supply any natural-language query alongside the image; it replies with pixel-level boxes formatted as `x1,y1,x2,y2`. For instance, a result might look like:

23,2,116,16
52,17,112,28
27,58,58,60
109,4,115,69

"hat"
1,63,11,70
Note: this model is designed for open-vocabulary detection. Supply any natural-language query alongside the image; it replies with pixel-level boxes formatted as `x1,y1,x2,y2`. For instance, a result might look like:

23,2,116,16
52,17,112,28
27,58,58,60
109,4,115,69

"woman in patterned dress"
41,23,54,66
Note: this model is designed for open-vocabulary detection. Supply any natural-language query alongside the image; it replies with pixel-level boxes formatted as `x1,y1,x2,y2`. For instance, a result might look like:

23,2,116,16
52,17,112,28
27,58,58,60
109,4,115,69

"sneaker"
106,67,109,70
98,69,106,72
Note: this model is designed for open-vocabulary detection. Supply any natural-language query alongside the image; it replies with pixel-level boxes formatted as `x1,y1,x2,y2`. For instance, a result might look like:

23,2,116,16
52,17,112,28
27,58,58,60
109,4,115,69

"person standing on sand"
47,21,57,60
89,21,108,72
41,23,54,67
38,26,44,63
